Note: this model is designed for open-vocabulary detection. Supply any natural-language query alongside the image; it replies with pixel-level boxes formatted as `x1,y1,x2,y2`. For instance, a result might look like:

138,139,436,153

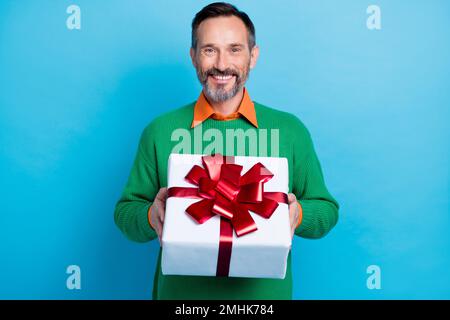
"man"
114,2,339,300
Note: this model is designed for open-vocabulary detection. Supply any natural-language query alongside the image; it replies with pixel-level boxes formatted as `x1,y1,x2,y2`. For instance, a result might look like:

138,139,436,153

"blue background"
0,0,448,299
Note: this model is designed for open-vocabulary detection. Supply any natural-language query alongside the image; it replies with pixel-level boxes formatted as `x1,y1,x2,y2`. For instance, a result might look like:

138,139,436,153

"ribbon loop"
202,154,225,181
185,199,216,224
237,181,264,203
185,165,208,185
198,177,217,199
212,193,235,220
240,162,274,185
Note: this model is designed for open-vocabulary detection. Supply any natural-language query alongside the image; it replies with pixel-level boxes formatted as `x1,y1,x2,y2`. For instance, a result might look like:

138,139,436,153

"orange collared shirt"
191,87,258,128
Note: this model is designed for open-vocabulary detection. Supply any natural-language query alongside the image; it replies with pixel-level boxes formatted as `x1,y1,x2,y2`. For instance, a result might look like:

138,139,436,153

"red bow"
167,154,288,276
168,154,288,236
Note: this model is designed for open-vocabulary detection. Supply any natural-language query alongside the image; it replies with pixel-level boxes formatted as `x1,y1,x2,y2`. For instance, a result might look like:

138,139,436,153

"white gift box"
161,153,291,279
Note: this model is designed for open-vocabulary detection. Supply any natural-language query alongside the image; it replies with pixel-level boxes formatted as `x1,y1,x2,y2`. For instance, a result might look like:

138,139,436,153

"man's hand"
288,193,300,239
149,187,168,246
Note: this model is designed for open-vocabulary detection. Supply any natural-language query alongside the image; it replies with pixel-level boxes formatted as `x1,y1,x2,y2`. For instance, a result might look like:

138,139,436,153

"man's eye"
231,47,242,53
203,48,215,55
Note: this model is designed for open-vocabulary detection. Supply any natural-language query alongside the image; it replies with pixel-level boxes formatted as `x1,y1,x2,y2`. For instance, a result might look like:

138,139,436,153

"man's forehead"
196,16,248,46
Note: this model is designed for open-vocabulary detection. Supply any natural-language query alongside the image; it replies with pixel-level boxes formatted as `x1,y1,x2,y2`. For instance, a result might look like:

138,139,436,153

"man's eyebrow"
199,43,217,49
199,43,246,49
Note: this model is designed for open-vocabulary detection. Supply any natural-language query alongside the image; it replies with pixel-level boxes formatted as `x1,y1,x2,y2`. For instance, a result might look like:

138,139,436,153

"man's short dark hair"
191,2,256,50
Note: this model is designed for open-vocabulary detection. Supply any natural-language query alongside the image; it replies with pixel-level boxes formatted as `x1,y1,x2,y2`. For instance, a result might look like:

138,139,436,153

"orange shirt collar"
191,87,258,128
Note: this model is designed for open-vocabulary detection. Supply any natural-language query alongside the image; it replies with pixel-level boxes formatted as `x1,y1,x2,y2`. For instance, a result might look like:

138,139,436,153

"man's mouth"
208,74,236,85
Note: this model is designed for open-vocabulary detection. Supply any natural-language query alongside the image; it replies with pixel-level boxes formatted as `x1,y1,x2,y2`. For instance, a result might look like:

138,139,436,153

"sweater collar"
191,87,258,128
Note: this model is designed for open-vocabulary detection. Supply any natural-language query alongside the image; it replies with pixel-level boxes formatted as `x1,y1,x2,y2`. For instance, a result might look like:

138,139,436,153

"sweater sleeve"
114,126,159,243
292,120,339,239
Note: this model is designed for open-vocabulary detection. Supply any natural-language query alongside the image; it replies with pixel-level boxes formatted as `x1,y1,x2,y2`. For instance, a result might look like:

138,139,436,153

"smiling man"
114,2,339,300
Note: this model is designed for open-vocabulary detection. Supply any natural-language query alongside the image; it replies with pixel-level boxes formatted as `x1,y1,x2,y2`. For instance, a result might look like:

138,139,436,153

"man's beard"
196,64,250,103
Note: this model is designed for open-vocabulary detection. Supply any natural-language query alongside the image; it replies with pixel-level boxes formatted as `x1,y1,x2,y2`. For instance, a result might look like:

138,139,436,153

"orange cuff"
148,205,156,230
296,202,303,228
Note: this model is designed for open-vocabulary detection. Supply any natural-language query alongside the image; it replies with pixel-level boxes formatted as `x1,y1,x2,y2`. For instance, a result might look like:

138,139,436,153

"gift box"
161,153,291,279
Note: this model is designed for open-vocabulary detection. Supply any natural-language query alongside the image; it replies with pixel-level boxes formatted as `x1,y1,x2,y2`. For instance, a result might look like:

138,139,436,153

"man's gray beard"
203,80,242,103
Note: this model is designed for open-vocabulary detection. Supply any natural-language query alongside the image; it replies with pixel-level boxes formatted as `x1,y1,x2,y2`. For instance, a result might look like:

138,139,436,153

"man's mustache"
204,68,239,78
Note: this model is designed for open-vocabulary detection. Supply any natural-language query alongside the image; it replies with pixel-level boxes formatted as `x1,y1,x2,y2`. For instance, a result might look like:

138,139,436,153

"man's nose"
214,52,229,71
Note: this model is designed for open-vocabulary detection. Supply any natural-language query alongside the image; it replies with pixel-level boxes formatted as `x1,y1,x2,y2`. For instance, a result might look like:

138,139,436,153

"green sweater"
114,101,339,300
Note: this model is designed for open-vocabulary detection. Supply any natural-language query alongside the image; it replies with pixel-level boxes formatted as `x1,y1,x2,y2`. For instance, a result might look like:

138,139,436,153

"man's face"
190,16,259,103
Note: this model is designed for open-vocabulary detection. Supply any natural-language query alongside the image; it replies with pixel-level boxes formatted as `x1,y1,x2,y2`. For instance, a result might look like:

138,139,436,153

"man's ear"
190,47,197,68
249,45,260,69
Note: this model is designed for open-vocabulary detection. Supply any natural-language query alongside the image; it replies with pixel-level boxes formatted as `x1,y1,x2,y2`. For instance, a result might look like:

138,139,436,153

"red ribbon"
168,154,288,277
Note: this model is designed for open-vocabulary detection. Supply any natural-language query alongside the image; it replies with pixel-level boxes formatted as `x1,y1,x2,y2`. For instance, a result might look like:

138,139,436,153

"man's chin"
204,86,239,103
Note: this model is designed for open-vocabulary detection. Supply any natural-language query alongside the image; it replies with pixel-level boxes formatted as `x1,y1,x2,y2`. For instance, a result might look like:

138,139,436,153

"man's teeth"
212,75,233,80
